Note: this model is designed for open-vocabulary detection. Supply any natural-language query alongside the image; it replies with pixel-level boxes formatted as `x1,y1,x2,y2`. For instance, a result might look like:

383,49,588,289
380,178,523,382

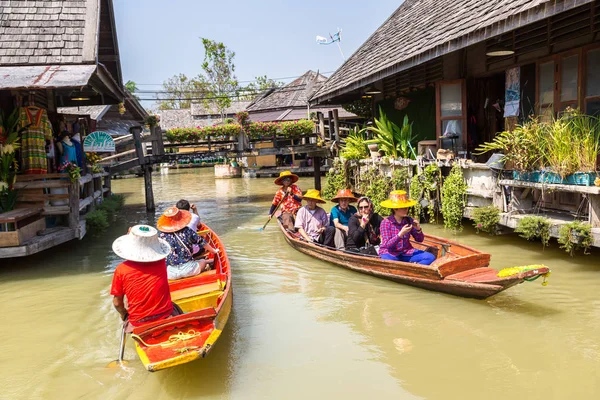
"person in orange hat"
157,207,218,280
378,190,435,265
269,170,303,231
329,189,358,250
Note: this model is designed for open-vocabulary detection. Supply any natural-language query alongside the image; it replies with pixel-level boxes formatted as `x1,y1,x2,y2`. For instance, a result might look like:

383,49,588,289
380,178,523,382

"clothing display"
19,106,53,174
59,138,78,165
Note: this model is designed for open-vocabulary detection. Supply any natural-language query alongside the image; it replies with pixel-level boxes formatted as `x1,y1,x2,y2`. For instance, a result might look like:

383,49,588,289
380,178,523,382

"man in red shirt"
111,225,181,331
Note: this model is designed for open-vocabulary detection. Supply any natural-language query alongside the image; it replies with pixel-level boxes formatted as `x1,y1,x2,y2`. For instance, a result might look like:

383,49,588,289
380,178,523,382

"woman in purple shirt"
378,190,435,265
294,190,336,247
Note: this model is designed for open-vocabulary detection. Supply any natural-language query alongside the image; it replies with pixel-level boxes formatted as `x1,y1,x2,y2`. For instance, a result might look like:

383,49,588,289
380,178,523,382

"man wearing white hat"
110,225,181,331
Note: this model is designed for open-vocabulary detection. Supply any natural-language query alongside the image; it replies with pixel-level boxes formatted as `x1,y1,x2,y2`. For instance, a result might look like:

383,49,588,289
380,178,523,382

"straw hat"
380,190,417,209
302,189,326,204
156,207,192,233
274,170,299,185
330,188,358,203
112,225,171,262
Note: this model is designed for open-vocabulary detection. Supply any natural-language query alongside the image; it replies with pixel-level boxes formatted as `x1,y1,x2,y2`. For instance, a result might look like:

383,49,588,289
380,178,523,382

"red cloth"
110,259,173,326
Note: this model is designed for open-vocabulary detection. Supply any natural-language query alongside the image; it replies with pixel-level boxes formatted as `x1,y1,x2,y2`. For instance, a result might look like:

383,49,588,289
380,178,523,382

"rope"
131,330,203,349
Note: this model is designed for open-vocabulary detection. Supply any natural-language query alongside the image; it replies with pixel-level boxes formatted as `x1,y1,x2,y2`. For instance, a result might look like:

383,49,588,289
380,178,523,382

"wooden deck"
0,227,76,258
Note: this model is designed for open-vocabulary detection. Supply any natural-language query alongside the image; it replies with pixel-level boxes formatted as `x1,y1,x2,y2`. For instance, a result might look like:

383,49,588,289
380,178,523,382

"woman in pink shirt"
294,189,335,247
378,190,435,265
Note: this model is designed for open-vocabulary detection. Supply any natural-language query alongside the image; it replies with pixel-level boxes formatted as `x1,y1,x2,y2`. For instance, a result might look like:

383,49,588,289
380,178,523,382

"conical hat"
302,189,326,204
274,170,299,185
331,188,358,203
380,190,417,209
112,225,171,263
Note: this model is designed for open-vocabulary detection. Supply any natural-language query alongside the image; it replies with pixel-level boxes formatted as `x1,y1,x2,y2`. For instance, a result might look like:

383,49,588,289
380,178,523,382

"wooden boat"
131,224,232,372
278,220,549,299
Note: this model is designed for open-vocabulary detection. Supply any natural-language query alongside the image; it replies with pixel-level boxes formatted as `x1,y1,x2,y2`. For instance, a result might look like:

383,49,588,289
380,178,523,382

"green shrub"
472,205,501,235
515,216,552,248
86,210,109,233
322,160,347,200
441,165,468,231
356,166,409,215
558,220,593,256
409,164,440,223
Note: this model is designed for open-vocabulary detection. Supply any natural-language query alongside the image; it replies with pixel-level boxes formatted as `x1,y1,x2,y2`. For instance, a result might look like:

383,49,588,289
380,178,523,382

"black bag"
358,245,378,256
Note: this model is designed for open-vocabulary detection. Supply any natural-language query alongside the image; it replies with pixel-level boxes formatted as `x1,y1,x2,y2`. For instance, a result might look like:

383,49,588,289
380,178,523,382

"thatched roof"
312,0,594,103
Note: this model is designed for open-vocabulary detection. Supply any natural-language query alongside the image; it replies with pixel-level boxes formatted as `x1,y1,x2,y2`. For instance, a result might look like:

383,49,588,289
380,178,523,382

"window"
436,80,466,154
585,48,600,116
537,50,582,116
559,54,579,110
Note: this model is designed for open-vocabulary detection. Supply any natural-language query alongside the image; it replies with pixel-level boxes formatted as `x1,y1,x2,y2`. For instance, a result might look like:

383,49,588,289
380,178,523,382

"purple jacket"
378,215,424,257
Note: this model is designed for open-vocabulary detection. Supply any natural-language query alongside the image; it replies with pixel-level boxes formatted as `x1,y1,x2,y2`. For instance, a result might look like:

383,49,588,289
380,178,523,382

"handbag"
358,244,378,256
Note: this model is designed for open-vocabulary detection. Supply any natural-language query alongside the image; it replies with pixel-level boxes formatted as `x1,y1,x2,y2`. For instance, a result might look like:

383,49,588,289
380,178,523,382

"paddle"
260,191,289,231
107,321,129,368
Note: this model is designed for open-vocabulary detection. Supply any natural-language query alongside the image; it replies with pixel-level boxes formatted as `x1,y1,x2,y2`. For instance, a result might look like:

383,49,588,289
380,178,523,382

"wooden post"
131,127,145,161
589,194,600,228
332,109,340,142
68,180,80,231
143,164,155,212
313,156,321,191
104,173,111,197
327,111,334,140
317,112,325,140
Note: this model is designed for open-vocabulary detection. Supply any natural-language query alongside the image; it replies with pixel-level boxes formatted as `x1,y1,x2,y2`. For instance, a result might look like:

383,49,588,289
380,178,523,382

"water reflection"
1,168,599,399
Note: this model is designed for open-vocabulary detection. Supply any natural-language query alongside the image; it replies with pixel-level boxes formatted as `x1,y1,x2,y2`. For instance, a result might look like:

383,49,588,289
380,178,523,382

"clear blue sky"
113,0,401,105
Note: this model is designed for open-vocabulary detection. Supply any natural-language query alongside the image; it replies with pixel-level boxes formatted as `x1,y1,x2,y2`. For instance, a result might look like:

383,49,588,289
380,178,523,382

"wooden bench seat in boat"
444,267,502,283
132,307,218,336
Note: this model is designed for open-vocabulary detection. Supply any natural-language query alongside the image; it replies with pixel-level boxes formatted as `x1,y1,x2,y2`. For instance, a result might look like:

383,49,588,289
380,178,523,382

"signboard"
83,131,115,152
504,67,520,117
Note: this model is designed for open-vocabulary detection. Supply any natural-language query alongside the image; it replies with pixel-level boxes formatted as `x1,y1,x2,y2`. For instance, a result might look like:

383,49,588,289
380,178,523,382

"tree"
157,73,207,110
125,80,139,100
201,38,239,121
238,75,284,100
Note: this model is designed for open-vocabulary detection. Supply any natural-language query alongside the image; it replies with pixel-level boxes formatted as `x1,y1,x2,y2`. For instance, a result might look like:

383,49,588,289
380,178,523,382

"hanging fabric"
19,106,53,174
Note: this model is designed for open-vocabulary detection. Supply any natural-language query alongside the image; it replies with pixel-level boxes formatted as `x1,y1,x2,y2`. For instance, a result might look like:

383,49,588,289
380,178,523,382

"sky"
112,0,401,107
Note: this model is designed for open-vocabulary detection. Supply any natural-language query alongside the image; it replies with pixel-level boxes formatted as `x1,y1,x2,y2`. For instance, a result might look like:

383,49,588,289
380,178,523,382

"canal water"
1,168,599,400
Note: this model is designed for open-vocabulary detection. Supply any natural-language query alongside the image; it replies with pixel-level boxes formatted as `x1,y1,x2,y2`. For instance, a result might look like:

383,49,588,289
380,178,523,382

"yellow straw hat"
302,189,326,204
274,170,299,185
380,190,417,209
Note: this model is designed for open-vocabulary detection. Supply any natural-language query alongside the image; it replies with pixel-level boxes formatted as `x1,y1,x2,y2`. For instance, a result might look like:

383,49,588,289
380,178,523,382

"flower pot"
368,143,379,159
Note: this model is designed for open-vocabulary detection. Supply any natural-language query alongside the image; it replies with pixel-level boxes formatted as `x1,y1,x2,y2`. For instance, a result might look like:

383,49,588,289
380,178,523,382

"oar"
107,322,129,368
260,191,289,231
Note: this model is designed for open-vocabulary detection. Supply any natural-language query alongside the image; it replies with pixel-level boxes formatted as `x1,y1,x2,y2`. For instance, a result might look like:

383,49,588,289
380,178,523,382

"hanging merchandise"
19,106,53,174
504,67,520,117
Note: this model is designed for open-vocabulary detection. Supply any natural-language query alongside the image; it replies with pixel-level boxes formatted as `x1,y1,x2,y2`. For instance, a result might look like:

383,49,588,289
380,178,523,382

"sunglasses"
358,205,370,209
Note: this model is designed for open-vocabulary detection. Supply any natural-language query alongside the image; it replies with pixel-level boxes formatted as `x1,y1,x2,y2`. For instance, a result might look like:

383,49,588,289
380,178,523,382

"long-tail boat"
131,224,232,372
278,220,549,299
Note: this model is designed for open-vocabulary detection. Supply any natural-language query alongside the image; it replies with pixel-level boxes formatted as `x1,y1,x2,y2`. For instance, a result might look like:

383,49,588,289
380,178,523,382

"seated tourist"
176,199,201,231
295,189,335,247
269,171,303,231
157,207,218,280
329,189,358,250
110,225,183,332
378,190,435,265
346,196,383,254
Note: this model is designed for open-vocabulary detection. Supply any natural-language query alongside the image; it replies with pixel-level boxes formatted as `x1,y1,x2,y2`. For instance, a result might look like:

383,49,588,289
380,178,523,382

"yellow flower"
0,144,15,154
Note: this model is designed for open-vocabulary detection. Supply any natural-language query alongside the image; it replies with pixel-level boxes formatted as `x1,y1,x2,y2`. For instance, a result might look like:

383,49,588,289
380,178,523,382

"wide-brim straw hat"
302,189,326,204
274,170,299,185
380,190,417,209
331,188,358,203
157,207,192,233
112,225,171,262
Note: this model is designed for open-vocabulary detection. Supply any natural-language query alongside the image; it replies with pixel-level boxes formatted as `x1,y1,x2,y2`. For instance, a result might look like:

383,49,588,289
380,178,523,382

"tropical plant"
364,107,417,159
558,220,593,256
0,109,24,212
441,165,468,231
340,128,368,160
472,205,501,235
409,164,441,222
514,216,552,248
279,120,314,137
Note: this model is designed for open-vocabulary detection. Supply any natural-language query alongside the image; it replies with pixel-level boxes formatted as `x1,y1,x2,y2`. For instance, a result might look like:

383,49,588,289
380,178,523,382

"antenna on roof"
316,28,345,61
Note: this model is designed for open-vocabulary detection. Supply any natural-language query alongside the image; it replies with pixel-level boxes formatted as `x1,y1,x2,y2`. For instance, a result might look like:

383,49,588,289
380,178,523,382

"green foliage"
125,80,139,100
97,194,125,214
342,98,373,119
239,75,284,100
340,128,368,160
441,165,468,231
558,220,593,256
245,121,278,139
279,120,314,137
472,205,501,235
157,73,207,110
201,38,239,121
364,107,417,159
85,210,109,233
167,120,313,142
235,111,249,126
166,124,243,143
323,160,347,200
514,216,552,248
356,166,409,215
409,164,441,222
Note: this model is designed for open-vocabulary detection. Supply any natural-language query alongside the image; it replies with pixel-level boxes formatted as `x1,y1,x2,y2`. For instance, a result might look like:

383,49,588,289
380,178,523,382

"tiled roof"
0,0,99,65
248,106,356,122
191,101,251,117
57,105,109,120
312,0,594,102
247,70,327,112
156,109,196,131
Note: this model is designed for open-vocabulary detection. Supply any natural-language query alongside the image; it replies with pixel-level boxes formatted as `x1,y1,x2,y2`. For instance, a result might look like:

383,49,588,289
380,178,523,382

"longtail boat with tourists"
278,218,549,299
130,224,232,372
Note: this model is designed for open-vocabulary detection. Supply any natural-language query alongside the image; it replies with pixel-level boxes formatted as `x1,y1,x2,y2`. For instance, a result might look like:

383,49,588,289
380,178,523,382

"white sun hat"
112,225,171,262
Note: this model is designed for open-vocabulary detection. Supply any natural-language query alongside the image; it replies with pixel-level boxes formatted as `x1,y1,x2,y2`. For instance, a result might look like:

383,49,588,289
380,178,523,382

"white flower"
0,181,7,191
0,144,15,155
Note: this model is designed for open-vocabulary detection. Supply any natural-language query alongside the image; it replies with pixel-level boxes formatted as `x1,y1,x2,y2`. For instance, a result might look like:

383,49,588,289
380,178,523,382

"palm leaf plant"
364,107,417,159
340,127,369,160
0,109,24,213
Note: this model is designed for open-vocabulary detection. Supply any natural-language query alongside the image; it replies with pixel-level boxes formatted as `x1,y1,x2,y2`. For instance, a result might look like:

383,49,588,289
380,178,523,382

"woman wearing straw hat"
378,190,435,265
269,171,303,231
110,225,183,332
294,189,335,247
157,207,218,280
329,189,358,250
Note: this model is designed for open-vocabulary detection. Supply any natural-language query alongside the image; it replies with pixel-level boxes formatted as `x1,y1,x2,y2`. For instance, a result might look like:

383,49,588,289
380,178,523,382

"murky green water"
1,167,599,399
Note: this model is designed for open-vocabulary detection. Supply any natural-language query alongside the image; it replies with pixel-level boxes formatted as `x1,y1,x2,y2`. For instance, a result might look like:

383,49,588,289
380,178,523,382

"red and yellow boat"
130,224,232,372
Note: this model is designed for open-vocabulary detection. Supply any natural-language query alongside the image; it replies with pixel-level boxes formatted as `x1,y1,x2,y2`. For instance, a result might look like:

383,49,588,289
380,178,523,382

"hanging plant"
118,102,126,115
441,165,468,231
410,164,441,223
322,159,347,200
558,220,593,256
472,205,501,235
58,161,81,183
355,166,409,215
514,216,552,248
